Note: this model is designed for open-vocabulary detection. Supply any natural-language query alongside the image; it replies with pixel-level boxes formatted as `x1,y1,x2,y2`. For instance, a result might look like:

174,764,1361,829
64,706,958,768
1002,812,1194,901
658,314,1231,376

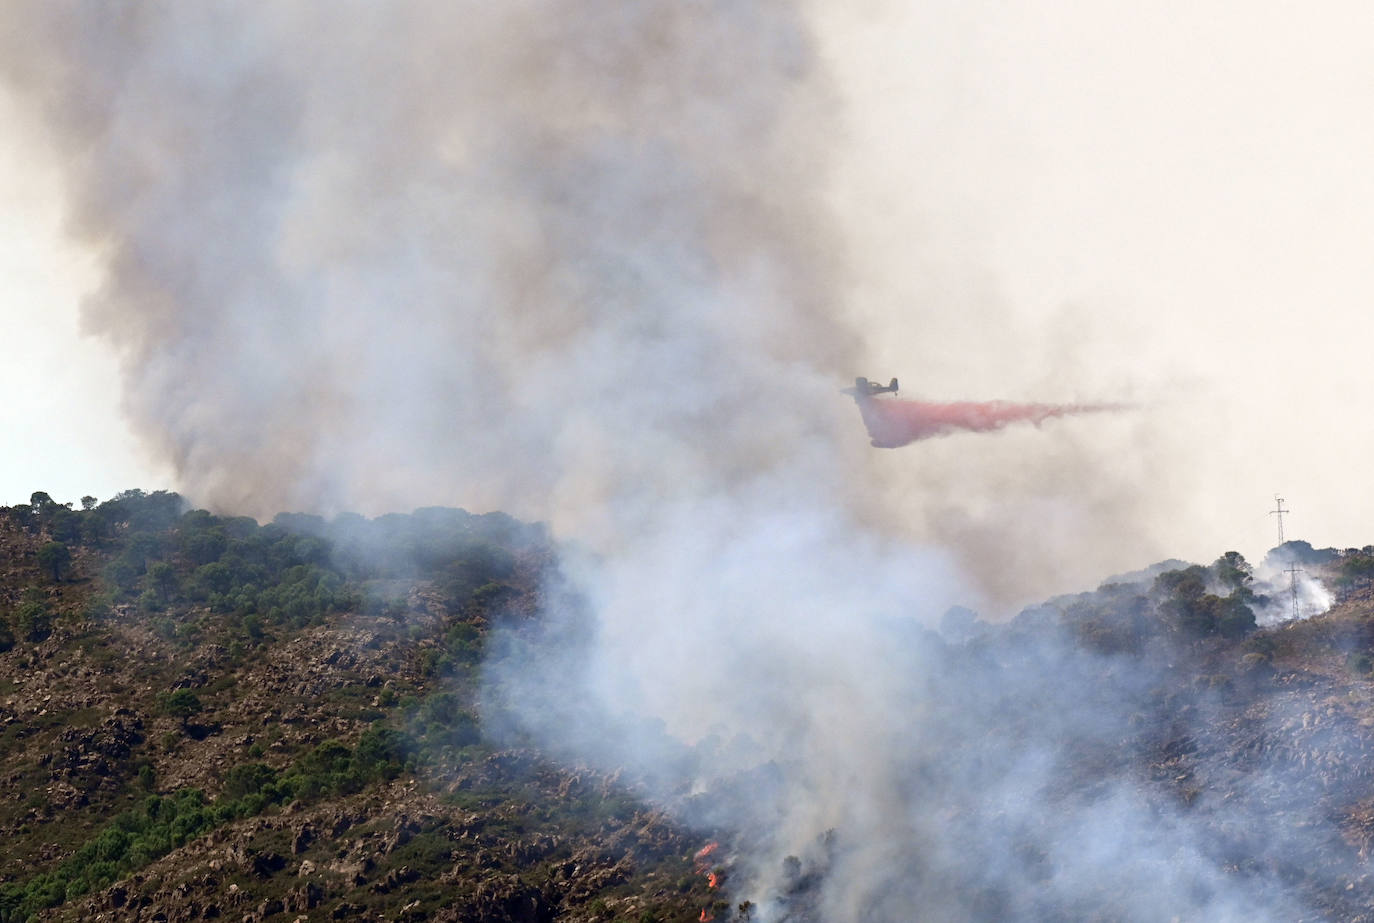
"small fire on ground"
695,841,722,921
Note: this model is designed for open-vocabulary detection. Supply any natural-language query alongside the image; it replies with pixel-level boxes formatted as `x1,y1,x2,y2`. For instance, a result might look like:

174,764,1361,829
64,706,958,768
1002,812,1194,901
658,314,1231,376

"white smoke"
1251,565,1334,627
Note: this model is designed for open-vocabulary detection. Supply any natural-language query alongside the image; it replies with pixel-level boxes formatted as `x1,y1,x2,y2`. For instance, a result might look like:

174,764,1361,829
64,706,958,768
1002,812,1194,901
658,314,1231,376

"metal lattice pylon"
1271,496,1289,545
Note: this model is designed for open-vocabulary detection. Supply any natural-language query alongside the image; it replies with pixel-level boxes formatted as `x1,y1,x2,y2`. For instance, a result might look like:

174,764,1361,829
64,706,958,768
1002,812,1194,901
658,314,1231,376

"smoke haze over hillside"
5,2,1374,920
0,1,1178,605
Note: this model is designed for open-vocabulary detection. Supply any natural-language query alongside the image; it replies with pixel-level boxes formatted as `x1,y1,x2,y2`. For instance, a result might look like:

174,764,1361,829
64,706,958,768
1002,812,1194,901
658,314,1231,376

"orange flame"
695,840,722,920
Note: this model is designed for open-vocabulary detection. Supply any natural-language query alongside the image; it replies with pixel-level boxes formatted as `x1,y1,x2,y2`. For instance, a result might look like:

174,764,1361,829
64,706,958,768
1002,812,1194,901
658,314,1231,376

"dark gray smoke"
1,4,1331,922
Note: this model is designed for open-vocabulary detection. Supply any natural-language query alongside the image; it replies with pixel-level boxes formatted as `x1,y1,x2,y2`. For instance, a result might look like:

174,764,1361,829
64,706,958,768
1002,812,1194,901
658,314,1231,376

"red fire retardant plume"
856,395,1125,449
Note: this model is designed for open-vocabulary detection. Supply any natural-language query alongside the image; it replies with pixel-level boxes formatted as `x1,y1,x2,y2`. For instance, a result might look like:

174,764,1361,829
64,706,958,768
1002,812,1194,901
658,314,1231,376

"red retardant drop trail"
856,395,1128,449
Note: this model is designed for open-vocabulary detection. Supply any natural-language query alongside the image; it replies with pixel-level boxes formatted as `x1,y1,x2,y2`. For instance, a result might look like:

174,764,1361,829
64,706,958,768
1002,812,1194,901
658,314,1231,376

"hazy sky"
0,88,170,506
818,0,1374,574
3,2,1372,603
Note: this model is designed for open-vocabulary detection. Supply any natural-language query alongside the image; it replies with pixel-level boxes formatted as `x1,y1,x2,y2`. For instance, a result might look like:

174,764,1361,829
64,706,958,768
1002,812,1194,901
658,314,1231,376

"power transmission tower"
1270,496,1290,545
1286,564,1303,620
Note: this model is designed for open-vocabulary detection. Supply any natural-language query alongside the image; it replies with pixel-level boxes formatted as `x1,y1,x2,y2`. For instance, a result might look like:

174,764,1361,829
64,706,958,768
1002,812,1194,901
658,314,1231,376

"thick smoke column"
0,1,865,532
856,394,1128,448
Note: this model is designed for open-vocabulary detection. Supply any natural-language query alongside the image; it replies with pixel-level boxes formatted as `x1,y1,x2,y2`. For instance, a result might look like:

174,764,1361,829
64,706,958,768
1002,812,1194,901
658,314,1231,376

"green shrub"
159,689,203,723
221,762,278,800
36,541,71,582
15,600,51,642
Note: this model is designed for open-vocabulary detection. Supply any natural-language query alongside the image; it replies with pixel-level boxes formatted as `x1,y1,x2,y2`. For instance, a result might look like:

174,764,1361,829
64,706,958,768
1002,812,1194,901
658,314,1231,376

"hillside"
7,491,1374,921
0,492,722,923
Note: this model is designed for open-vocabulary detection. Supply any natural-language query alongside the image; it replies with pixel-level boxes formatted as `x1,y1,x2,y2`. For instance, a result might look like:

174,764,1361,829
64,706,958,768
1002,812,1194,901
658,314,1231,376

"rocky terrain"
0,492,724,923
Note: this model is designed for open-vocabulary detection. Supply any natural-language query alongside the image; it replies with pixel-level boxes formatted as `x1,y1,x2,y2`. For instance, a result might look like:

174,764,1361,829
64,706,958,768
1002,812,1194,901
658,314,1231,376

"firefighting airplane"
842,377,898,400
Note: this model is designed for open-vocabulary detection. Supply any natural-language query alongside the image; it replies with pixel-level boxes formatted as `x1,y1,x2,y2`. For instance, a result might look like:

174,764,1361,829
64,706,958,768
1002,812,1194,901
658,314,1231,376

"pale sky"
818,0,1374,573
3,3,1372,597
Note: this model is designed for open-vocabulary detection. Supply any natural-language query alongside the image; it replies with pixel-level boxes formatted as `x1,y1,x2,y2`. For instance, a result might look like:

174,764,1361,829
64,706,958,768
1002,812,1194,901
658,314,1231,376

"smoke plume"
0,4,1341,922
0,1,869,537
855,394,1128,448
